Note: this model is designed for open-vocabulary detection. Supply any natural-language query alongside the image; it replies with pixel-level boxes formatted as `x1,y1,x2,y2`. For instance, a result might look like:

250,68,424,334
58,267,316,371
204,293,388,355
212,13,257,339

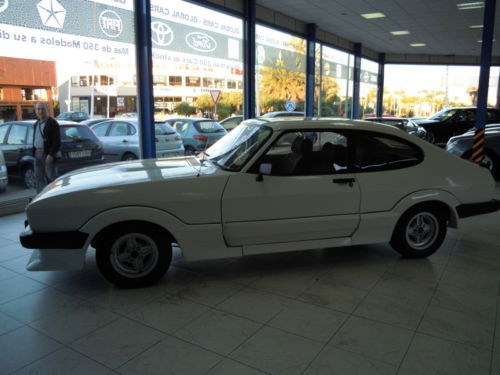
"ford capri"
20,119,500,287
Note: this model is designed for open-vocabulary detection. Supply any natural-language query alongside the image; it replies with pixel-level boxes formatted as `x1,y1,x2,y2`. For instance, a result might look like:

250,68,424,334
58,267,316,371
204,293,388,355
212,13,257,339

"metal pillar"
134,0,155,159
472,0,496,163
243,0,256,119
305,24,316,117
376,53,385,117
352,43,362,119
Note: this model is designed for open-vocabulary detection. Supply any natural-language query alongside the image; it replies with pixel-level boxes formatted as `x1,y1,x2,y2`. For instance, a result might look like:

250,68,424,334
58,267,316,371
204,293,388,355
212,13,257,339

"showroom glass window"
0,0,138,122
255,25,306,116
315,44,353,118
150,0,243,121
360,58,379,118
384,65,500,118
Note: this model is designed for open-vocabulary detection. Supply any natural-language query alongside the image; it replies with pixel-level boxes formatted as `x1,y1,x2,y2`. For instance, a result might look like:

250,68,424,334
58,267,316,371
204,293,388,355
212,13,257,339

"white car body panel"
21,118,499,273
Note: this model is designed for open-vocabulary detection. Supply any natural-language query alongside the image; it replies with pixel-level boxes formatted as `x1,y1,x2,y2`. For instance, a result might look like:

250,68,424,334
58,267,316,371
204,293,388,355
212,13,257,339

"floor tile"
126,294,210,334
0,264,18,282
267,299,348,342
71,317,166,369
298,279,368,313
0,274,46,305
328,315,414,366
401,333,490,375
318,263,386,291
303,346,398,375
0,310,24,335
29,300,120,344
0,325,61,374
0,241,27,263
12,347,111,375
175,308,261,355
117,336,222,375
418,305,495,349
216,287,292,323
206,359,269,375
0,287,81,324
248,268,320,298
230,326,323,375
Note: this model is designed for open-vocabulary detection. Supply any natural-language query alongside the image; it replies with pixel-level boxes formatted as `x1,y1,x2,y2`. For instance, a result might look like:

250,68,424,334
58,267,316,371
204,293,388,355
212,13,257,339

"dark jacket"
33,117,61,157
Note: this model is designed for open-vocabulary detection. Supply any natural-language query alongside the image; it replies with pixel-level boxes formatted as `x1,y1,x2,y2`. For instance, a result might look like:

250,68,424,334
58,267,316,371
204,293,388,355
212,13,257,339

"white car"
20,119,500,287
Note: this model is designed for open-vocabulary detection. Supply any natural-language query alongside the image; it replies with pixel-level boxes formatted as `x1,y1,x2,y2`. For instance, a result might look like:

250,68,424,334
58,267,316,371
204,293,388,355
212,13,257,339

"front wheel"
23,165,35,189
390,205,447,258
96,225,172,288
425,131,435,143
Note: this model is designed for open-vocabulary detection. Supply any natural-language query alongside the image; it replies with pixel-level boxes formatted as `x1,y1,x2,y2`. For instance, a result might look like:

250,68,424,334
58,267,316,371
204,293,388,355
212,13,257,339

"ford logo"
185,32,216,52
99,10,123,38
151,21,173,46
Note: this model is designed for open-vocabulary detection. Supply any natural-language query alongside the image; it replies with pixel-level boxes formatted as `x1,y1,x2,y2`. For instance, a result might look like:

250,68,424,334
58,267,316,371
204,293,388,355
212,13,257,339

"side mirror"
256,163,272,181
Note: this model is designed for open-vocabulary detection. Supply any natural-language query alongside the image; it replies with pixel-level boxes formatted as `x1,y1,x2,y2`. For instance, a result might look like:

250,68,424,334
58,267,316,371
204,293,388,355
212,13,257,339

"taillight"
193,135,208,142
175,135,181,141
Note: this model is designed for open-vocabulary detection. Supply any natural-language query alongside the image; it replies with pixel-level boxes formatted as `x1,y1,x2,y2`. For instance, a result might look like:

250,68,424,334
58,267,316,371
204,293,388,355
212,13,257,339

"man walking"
33,102,60,193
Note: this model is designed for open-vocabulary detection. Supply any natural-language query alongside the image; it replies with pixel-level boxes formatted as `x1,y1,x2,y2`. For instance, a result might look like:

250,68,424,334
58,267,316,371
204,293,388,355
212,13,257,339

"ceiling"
256,0,500,57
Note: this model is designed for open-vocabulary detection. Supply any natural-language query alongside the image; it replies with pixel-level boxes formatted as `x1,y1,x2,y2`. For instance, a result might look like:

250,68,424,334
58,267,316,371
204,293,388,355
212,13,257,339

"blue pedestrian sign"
285,101,296,112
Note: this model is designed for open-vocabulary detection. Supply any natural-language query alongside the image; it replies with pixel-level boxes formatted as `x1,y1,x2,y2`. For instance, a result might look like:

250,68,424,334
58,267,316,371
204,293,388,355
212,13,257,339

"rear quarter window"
60,125,98,142
354,132,423,172
194,121,225,133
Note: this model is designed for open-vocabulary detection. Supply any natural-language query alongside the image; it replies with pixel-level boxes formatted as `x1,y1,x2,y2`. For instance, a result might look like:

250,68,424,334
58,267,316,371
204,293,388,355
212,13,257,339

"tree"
175,102,196,116
194,94,214,113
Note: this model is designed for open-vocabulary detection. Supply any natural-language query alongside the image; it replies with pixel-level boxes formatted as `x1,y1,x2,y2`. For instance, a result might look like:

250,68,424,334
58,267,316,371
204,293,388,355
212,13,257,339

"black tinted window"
354,132,422,171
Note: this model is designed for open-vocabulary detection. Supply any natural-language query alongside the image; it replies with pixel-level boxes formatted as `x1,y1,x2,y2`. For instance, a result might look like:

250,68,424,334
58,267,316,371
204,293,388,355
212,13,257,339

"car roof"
1,120,83,126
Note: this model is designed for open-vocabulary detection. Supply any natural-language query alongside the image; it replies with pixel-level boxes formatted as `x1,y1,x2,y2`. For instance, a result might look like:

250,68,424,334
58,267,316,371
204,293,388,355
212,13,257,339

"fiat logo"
99,10,123,38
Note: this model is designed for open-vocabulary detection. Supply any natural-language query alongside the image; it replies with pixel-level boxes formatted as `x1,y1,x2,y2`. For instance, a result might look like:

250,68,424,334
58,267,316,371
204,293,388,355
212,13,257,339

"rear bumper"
20,226,88,249
456,199,500,218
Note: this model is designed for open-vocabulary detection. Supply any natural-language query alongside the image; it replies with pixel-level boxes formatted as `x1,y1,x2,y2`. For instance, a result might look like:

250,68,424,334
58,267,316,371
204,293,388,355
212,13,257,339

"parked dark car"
0,120,104,188
413,107,500,144
56,112,90,122
364,117,429,140
163,118,227,155
446,127,500,180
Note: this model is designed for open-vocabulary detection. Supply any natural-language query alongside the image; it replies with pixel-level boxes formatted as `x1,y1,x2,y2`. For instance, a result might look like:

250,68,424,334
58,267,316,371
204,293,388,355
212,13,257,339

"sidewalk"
0,181,35,217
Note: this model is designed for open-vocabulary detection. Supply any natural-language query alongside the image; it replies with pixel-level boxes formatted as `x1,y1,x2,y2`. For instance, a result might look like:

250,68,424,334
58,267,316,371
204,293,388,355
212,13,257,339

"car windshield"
155,123,176,135
205,122,272,171
194,121,226,133
429,109,459,121
60,125,97,142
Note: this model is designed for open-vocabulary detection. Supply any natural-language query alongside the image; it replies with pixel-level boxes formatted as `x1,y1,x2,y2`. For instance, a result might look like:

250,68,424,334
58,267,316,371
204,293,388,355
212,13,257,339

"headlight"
446,140,458,150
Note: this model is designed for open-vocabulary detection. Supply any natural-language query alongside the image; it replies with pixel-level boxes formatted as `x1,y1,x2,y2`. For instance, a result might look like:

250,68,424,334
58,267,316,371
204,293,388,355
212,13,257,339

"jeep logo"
99,10,123,38
185,32,216,52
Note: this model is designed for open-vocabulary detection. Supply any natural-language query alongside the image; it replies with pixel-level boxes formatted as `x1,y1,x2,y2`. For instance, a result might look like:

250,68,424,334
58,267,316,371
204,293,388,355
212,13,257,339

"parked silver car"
0,150,7,193
91,119,184,161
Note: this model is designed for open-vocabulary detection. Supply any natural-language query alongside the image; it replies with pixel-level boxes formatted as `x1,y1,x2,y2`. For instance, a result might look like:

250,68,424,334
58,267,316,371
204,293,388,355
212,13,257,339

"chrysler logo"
37,0,66,29
185,32,216,52
151,21,173,46
0,0,9,13
99,10,123,38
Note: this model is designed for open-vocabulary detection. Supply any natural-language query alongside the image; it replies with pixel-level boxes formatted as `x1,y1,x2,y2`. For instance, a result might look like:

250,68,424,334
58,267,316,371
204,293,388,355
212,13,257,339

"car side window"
109,122,129,136
92,122,110,137
255,130,348,176
128,123,137,135
354,132,422,172
173,121,189,133
0,124,8,143
6,124,28,145
486,110,500,121
456,110,475,122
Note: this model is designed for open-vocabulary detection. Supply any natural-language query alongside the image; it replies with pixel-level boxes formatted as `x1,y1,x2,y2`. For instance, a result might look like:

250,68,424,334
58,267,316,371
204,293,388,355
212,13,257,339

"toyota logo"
99,10,123,38
151,21,173,46
185,32,216,52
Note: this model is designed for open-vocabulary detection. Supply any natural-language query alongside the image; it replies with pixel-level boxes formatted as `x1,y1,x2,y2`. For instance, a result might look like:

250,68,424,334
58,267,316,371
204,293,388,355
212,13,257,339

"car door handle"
333,178,355,187
122,139,128,143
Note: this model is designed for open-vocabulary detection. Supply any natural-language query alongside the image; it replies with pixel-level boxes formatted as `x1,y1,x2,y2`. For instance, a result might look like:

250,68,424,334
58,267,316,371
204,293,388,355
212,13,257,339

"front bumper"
456,199,500,218
20,226,88,249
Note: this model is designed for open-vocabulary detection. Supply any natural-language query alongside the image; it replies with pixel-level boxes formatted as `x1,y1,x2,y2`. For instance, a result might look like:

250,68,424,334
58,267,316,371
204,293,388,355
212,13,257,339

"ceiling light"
361,12,386,19
457,2,484,10
390,31,410,35
469,25,483,29
410,43,426,47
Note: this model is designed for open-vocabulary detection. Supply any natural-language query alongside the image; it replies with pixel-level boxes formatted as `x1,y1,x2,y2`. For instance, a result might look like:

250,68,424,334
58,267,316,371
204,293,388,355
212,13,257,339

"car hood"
413,119,439,125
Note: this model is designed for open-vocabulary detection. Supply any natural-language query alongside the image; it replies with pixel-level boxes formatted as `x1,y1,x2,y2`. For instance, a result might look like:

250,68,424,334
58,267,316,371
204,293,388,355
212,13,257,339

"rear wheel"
425,131,435,143
390,205,447,258
184,146,196,155
95,224,172,288
122,152,138,161
23,165,35,189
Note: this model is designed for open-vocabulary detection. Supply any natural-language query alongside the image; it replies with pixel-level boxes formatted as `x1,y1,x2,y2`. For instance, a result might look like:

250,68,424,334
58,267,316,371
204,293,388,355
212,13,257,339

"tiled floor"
1,187,500,374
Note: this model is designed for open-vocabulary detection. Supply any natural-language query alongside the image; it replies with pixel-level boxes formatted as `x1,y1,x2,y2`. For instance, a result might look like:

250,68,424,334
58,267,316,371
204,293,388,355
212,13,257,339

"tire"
95,224,172,288
390,204,447,258
425,131,435,143
122,153,138,161
184,146,196,156
23,165,35,189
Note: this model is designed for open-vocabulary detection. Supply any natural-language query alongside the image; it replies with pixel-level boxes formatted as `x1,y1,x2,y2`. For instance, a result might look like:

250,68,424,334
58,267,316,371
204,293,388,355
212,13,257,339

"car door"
450,109,475,137
2,122,30,169
221,130,360,254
